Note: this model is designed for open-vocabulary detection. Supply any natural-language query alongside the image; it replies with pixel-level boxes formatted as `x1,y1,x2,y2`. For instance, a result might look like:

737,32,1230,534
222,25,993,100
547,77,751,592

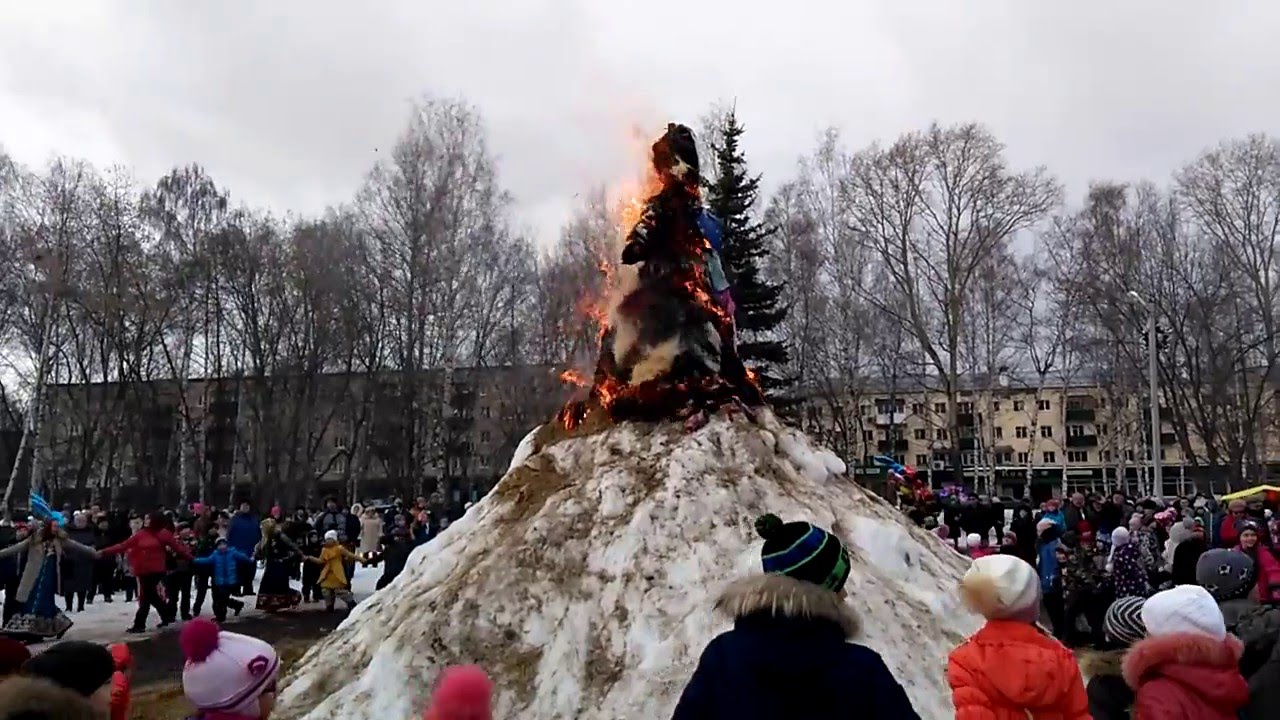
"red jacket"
102,528,191,577
1123,632,1248,719
1237,545,1280,602
109,644,132,720
947,620,1090,719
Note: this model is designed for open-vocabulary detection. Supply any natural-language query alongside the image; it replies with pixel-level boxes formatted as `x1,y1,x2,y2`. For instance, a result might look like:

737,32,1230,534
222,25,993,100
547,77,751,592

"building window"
913,428,927,440
994,426,1004,440
958,401,973,414
1013,400,1025,412
916,454,929,466
1038,399,1051,411
1159,449,1166,460
1098,424,1109,436
862,430,873,441
1040,426,1053,438
1125,450,1135,462
911,403,925,415
995,452,1012,464
893,454,905,465
480,431,490,443
482,406,492,418
334,457,347,474
1067,425,1084,437
1102,450,1112,462
1067,450,1088,463
993,401,1001,411
1015,426,1028,438
1017,452,1029,464
1099,397,1108,408
934,402,946,414
935,428,948,440
1043,451,1056,464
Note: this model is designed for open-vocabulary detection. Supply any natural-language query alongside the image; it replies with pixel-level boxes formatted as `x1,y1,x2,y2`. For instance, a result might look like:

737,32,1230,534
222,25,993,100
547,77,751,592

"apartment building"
800,371,1276,501
30,365,568,514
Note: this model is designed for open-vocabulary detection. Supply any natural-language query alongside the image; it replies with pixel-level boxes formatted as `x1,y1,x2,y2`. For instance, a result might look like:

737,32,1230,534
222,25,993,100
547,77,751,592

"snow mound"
276,411,980,720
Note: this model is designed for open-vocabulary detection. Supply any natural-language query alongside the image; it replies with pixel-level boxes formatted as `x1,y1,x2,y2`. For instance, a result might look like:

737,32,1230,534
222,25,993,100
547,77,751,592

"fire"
559,369,590,387
553,123,764,432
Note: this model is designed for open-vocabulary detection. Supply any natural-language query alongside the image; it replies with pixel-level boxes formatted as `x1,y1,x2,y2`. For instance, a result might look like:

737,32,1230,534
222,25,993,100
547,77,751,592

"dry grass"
129,638,315,720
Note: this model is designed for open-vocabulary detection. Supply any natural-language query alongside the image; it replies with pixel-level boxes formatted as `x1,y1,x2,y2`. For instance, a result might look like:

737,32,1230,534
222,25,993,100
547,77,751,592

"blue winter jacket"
671,574,920,720
193,547,254,587
226,513,261,556
1036,509,1066,531
1038,538,1061,592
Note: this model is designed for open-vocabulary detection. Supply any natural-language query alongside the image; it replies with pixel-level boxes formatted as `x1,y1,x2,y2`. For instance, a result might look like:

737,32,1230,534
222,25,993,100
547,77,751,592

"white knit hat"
965,533,982,548
181,619,280,715
1141,585,1226,641
960,554,1041,623
324,529,339,543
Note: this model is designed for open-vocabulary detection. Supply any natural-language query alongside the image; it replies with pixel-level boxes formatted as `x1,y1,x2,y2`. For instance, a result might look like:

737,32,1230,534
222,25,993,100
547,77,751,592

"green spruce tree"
704,109,790,394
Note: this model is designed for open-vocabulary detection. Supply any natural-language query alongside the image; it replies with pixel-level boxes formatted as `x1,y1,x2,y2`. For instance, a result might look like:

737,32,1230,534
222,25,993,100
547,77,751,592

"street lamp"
1127,291,1163,501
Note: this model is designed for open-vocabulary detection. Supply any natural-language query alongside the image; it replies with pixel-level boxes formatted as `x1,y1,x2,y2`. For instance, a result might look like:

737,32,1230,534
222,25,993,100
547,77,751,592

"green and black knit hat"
755,514,851,592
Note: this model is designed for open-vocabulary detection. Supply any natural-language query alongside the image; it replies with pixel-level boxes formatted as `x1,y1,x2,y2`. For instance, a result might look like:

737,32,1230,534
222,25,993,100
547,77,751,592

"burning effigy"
557,123,764,431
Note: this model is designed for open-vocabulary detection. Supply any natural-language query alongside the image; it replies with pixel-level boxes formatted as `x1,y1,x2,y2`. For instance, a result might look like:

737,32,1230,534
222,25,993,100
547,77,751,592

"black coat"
1231,603,1280,720
671,575,920,720
1082,650,1132,720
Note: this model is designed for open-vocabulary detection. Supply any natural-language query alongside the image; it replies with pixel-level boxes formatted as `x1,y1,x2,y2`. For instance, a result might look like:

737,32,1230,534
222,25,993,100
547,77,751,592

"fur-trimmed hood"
715,574,860,639
1079,648,1125,679
0,676,102,720
1123,632,1248,706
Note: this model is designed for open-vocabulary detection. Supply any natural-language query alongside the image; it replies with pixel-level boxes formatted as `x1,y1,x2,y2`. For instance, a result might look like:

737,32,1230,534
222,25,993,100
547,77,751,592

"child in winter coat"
672,514,920,719
1085,596,1146,720
423,665,492,720
1124,585,1249,719
305,530,366,612
966,533,994,559
947,554,1090,719
299,529,323,603
1196,548,1280,720
192,538,249,622
1107,527,1151,598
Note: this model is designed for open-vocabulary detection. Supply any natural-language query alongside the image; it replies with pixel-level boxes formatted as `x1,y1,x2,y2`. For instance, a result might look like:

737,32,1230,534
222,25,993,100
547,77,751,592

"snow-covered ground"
278,411,982,720
21,563,383,650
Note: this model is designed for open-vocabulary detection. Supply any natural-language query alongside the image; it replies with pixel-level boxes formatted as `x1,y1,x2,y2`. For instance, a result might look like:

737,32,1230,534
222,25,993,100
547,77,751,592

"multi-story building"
29,365,568,516
798,370,1280,501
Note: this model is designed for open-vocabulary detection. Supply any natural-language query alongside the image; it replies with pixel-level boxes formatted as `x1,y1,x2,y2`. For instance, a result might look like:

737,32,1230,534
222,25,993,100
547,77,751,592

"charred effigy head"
651,123,699,183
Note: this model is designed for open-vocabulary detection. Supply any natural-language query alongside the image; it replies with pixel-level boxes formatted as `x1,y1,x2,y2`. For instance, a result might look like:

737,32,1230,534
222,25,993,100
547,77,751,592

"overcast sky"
2,1,1277,246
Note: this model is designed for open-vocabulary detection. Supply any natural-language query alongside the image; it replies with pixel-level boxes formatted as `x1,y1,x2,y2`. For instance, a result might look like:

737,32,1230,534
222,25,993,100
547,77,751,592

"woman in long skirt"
254,519,302,612
0,521,97,641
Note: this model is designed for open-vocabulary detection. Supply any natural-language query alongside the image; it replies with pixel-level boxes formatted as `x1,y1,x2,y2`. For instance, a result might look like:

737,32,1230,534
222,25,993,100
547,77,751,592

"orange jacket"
109,643,132,720
947,620,1089,720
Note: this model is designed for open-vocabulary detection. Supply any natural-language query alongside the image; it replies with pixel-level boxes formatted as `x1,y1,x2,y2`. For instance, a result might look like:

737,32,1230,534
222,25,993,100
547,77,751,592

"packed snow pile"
276,411,981,720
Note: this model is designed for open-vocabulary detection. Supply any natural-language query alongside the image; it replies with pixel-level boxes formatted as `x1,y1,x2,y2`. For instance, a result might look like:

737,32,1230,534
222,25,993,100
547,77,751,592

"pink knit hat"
181,619,280,716
424,665,492,720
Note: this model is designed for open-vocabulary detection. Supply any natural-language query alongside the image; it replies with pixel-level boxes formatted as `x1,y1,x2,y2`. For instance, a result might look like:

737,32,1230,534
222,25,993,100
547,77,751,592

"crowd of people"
912,490,1278,651
0,495,450,643
4,488,1280,719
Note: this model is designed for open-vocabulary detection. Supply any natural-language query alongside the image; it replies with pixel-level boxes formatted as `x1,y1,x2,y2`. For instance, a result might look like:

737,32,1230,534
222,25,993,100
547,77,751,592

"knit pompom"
181,618,221,663
755,513,783,540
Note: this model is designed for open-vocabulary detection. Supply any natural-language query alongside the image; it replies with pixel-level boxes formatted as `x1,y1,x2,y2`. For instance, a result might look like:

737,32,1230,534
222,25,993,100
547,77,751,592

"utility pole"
1129,291,1163,501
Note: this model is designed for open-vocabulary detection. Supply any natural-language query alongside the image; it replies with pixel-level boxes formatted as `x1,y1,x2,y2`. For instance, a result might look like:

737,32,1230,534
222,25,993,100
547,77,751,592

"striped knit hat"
1104,596,1147,646
755,514,851,592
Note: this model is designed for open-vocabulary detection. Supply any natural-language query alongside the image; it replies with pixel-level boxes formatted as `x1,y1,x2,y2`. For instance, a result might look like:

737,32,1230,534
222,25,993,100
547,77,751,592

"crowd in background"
907,489,1279,650
0,495,1278,719
0,495,457,641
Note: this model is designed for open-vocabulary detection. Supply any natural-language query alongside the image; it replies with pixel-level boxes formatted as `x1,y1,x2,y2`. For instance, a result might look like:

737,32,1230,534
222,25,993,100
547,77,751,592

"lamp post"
1127,291,1163,501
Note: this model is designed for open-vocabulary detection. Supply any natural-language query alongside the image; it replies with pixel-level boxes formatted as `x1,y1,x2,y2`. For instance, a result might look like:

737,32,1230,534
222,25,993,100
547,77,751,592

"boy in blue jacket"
193,538,250,622
672,514,919,720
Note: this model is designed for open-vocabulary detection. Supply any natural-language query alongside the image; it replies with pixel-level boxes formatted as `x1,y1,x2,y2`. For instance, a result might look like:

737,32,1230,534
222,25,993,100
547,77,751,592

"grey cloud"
2,0,1278,243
